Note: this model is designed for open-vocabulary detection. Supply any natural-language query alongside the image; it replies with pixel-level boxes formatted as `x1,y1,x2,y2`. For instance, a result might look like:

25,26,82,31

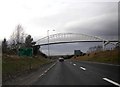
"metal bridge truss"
36,33,118,50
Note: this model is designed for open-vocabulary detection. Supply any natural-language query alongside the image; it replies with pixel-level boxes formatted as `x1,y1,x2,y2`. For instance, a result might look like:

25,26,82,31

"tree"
115,42,120,50
25,35,38,55
2,38,8,53
9,24,27,50
87,45,102,53
96,45,102,51
25,35,36,47
10,24,25,45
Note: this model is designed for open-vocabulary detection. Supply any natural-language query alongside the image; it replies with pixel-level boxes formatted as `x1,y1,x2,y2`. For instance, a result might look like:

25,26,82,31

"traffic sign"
18,48,33,57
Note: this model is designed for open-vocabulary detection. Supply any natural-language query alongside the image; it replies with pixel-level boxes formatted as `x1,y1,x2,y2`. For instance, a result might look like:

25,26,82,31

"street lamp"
47,30,50,58
47,30,55,58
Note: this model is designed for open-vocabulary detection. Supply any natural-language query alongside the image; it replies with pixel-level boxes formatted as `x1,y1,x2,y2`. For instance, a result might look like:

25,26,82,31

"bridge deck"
37,40,119,46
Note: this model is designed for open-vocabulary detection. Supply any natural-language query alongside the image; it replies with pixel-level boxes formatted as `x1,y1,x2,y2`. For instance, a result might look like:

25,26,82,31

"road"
33,60,120,86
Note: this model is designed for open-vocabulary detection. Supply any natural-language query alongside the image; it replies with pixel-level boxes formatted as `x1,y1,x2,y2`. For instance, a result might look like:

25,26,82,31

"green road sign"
18,48,33,57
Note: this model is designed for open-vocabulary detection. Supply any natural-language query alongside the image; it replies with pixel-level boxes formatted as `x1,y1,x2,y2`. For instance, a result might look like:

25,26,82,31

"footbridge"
35,33,119,50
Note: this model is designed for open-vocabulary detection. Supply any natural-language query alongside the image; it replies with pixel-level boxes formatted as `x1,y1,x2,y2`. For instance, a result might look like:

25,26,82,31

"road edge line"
39,62,56,78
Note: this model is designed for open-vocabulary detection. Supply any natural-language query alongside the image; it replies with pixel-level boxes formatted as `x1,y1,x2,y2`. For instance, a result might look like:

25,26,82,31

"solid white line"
39,73,44,77
50,63,56,69
80,67,86,71
44,70,47,73
103,78,120,87
39,75,42,77
47,68,50,71
39,63,56,78
41,73,44,76
73,64,76,66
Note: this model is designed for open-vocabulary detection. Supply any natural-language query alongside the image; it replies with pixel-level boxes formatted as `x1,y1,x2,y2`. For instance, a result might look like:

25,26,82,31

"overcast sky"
0,0,119,55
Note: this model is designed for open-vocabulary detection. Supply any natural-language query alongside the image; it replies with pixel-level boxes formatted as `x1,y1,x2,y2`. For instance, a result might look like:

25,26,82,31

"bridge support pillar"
33,45,41,55
102,41,105,51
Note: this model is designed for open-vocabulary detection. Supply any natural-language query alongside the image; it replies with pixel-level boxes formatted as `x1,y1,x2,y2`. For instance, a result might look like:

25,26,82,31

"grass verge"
2,55,53,82
72,49,120,65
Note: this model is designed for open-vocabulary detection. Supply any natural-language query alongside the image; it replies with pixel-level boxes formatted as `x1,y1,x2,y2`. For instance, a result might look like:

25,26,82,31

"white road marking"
73,64,76,66
103,78,120,87
47,68,50,71
39,75,42,77
39,63,56,78
44,70,47,73
39,73,44,77
80,67,86,71
41,73,44,76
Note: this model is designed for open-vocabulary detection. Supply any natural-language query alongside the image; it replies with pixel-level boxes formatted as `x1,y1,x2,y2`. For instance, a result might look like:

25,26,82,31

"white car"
59,57,64,62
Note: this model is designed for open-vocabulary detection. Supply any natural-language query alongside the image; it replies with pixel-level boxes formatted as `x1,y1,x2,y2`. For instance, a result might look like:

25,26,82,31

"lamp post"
47,30,55,58
47,30,50,58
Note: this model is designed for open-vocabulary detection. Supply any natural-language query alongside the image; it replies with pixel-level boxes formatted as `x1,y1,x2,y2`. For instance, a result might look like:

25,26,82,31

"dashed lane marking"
73,64,76,66
103,78,120,87
80,67,86,71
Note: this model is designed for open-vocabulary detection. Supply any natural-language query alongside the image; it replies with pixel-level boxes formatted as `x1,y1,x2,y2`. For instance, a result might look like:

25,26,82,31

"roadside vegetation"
1,24,53,82
72,49,120,65
2,54,53,82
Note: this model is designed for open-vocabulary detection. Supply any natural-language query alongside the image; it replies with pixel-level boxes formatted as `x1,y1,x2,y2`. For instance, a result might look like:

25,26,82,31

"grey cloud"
65,13,118,38
34,2,118,55
31,2,118,37
40,42,103,55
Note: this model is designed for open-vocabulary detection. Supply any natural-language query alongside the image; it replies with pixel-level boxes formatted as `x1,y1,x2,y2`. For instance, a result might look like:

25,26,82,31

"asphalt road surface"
33,60,120,86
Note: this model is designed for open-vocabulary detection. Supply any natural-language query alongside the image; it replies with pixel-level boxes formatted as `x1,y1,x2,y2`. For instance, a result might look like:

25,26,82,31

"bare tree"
15,24,25,44
9,24,26,49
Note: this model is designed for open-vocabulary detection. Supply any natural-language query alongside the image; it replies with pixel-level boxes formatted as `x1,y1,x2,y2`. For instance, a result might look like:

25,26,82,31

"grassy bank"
72,49,120,65
2,54,53,81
